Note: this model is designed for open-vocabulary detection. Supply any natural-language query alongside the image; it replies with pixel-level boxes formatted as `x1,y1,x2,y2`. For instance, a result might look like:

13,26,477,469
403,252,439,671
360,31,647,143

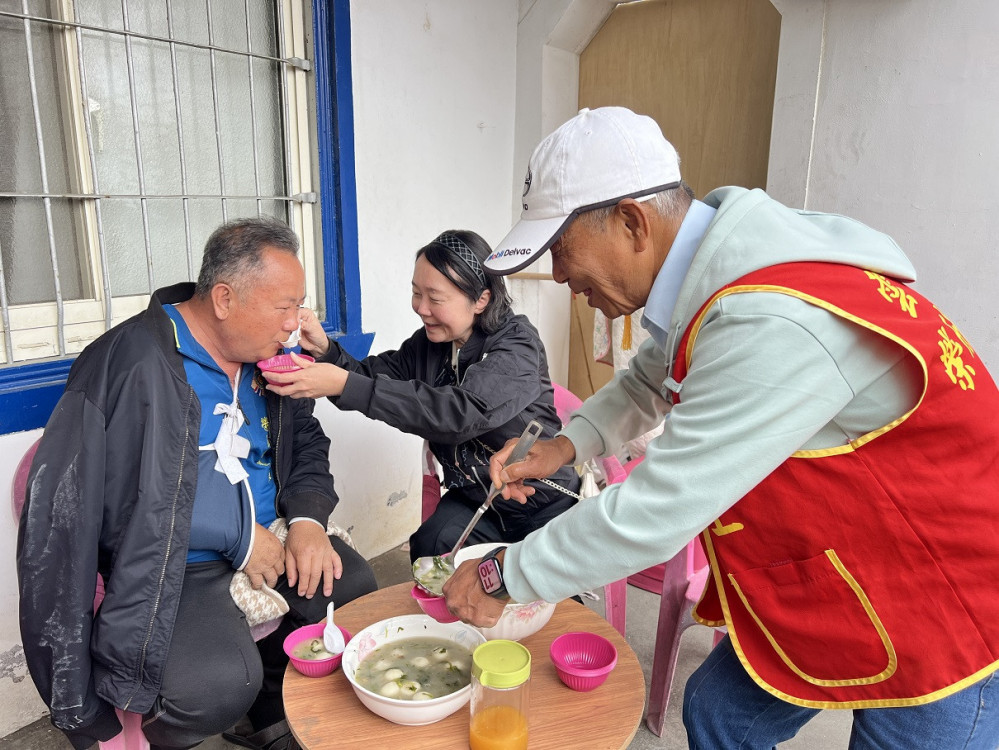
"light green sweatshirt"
503,187,920,604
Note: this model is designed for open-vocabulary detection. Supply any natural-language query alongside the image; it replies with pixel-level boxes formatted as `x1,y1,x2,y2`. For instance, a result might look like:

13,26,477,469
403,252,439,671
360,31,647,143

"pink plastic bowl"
549,631,618,692
257,353,315,372
283,622,351,678
410,584,459,623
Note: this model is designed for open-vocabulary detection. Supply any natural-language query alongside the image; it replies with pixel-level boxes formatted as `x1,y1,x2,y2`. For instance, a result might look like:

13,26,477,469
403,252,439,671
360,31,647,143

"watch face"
478,558,503,594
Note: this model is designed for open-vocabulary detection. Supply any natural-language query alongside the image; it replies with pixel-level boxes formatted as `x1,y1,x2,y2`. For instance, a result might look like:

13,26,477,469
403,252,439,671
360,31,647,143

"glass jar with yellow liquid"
469,640,530,750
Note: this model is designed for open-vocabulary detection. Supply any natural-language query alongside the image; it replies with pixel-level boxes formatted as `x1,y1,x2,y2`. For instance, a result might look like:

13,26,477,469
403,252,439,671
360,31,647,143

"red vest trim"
672,262,999,708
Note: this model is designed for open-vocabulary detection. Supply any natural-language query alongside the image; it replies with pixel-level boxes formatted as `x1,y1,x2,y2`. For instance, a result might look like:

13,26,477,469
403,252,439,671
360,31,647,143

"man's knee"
681,640,737,746
186,651,262,720
330,537,377,602
329,555,377,606
144,654,262,748
409,521,446,561
284,544,377,623
682,667,710,741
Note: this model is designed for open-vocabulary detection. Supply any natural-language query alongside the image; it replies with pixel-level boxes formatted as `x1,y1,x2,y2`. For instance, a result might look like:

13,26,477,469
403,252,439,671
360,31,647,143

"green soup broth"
292,637,335,661
355,637,472,701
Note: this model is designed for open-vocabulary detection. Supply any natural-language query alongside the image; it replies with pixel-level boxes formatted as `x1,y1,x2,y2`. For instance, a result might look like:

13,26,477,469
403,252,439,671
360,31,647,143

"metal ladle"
412,420,544,596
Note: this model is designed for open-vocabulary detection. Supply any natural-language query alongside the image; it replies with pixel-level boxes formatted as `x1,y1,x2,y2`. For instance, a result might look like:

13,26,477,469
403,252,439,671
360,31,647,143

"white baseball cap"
484,107,681,275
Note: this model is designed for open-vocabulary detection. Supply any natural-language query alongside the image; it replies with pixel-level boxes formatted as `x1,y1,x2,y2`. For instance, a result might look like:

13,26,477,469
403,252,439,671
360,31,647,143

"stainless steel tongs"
411,420,544,595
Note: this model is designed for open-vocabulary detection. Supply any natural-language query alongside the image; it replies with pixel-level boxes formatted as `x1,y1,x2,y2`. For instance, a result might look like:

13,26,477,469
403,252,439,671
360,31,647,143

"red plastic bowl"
283,622,350,678
410,584,459,623
549,631,618,691
257,353,315,372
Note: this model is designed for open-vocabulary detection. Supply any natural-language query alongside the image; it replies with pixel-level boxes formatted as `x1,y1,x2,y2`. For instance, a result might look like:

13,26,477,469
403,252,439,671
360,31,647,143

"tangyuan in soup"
293,637,335,661
355,637,471,701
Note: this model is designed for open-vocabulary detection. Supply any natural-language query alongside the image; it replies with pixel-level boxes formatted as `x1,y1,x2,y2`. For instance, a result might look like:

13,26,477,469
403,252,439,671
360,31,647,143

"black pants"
409,485,577,561
141,536,377,750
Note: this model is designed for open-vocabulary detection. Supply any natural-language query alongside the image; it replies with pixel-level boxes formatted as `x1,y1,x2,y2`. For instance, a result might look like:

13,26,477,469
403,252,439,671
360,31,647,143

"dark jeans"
683,635,999,750
142,535,377,750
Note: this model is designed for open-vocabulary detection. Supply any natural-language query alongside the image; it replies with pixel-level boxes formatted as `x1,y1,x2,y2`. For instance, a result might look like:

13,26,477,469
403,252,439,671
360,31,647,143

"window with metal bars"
0,0,369,432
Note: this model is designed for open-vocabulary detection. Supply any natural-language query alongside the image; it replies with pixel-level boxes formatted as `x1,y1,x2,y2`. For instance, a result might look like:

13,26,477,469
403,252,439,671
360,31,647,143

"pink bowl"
549,631,618,691
257,353,315,372
410,584,459,623
283,622,351,678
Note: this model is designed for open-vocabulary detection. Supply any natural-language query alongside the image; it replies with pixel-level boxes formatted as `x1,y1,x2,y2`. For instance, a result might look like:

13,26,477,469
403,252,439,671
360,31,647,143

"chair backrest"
685,538,709,582
421,444,443,522
12,436,108,615
601,454,630,486
11,438,40,522
552,382,582,425
552,383,630,485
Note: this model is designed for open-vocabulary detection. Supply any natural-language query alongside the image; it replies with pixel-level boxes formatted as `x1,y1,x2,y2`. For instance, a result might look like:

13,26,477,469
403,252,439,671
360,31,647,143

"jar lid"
472,640,531,688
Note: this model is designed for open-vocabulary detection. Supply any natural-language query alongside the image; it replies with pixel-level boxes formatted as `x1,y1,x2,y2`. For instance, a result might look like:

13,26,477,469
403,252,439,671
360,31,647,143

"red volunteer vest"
672,262,999,708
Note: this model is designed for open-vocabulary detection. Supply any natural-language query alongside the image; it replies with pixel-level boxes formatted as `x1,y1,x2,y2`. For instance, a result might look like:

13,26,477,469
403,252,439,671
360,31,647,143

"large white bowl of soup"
341,614,486,726
453,544,556,641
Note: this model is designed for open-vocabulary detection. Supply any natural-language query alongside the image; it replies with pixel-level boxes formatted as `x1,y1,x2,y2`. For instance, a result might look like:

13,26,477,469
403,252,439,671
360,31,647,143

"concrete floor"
2,544,852,749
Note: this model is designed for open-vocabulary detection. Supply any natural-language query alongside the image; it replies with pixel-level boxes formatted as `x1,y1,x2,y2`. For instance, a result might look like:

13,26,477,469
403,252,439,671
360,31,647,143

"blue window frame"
314,0,373,360
0,0,371,434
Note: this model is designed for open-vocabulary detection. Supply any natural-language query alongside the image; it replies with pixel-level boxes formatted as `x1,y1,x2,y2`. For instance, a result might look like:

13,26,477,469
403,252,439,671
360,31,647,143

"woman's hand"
298,307,330,357
263,355,350,399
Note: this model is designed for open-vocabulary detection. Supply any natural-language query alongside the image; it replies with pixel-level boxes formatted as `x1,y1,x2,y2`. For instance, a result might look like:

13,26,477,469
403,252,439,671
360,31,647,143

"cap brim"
484,214,572,275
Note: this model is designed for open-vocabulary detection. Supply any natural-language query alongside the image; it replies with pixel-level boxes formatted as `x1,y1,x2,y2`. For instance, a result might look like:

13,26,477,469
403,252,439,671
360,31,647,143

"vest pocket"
728,549,897,686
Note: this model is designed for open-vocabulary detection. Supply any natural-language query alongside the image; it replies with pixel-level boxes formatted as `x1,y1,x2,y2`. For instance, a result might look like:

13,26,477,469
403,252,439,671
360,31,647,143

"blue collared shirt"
164,305,277,564
641,199,717,350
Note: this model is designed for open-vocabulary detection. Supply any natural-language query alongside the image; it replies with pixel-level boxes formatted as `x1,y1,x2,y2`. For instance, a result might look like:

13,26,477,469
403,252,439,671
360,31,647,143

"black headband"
434,232,487,287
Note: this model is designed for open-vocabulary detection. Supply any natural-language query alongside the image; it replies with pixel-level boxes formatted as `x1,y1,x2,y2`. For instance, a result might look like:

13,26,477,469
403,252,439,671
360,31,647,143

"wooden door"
567,0,781,399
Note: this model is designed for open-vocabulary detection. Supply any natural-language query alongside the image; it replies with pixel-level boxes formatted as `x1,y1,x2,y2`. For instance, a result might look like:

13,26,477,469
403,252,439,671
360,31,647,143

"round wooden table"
283,582,646,749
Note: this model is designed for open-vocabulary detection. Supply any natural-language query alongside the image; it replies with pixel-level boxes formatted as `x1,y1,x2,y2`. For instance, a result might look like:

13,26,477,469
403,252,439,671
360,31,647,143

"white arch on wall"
509,0,814,384
514,0,823,212
507,0,616,385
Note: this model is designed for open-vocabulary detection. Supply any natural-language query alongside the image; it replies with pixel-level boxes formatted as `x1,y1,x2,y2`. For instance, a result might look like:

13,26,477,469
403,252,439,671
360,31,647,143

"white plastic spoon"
323,601,345,656
280,324,301,350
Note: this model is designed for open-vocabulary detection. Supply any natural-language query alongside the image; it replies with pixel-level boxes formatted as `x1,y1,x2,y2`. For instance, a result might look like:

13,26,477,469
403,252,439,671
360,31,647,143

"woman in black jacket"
263,229,579,560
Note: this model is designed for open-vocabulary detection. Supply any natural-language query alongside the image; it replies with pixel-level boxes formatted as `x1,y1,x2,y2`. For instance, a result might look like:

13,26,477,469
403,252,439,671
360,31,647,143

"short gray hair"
578,181,695,229
195,217,299,298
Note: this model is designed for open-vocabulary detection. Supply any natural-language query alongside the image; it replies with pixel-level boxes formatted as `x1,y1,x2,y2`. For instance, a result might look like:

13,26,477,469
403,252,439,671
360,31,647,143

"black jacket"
16,283,336,749
319,312,579,516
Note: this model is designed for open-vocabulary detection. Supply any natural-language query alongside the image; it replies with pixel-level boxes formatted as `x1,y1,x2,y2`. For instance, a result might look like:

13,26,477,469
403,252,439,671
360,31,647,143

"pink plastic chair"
644,537,725,736
421,444,442,522
9,439,38,523
12,438,150,750
97,711,148,750
549,385,724,731
624,478,669,595
551,384,628,636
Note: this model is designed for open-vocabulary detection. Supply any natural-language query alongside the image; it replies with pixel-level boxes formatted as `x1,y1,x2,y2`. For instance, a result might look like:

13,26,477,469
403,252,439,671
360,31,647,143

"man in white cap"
442,106,999,748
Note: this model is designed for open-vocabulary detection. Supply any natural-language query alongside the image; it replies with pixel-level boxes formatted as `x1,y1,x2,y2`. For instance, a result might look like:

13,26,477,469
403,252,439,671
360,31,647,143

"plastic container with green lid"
469,640,531,750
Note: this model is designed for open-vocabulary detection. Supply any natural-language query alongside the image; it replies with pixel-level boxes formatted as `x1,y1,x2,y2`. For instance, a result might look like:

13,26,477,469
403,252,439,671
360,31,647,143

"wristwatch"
477,546,508,599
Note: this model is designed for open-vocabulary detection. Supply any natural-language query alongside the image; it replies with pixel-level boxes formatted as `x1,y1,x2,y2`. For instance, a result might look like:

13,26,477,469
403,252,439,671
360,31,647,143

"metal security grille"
0,0,317,365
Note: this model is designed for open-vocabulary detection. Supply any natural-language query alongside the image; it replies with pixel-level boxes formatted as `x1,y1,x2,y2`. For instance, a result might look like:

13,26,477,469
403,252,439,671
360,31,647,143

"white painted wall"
506,0,616,385
330,0,521,557
768,0,999,369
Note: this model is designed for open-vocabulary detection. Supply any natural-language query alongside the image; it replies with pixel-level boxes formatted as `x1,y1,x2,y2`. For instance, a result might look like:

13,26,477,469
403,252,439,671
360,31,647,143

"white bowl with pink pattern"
453,543,556,641
341,614,485,725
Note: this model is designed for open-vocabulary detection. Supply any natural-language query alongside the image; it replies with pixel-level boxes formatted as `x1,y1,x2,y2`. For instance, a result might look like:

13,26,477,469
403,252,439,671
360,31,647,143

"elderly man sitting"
18,217,376,750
